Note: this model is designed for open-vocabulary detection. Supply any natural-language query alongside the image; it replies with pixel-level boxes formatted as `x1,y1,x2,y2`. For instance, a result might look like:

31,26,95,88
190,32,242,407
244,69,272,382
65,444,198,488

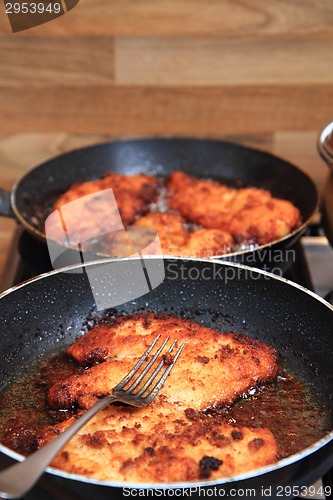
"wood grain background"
0,0,332,278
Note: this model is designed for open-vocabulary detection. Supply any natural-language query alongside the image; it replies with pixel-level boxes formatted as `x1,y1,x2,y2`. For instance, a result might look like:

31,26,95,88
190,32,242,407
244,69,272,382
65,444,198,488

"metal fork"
0,335,185,499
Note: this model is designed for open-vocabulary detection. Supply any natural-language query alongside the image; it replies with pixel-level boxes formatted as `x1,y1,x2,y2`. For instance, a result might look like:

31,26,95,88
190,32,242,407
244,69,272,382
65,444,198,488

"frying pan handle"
0,189,14,218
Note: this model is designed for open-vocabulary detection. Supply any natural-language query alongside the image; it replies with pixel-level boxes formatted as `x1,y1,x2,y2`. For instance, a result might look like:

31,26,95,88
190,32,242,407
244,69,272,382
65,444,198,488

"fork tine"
115,334,161,391
135,338,178,397
125,336,170,393
143,342,186,404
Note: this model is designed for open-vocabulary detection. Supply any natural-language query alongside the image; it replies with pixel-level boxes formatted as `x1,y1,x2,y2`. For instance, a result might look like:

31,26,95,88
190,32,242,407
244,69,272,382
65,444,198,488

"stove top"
0,228,332,500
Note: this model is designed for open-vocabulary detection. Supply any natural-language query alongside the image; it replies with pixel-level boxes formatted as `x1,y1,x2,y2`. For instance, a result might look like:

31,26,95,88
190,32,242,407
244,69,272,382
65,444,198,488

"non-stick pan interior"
0,258,332,498
0,257,332,417
13,138,318,231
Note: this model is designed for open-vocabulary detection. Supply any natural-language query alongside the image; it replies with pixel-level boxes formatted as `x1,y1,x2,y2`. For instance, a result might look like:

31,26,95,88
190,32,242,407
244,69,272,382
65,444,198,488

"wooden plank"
1,0,332,37
115,37,333,85
0,133,114,188
0,84,332,135
0,37,114,85
0,219,16,289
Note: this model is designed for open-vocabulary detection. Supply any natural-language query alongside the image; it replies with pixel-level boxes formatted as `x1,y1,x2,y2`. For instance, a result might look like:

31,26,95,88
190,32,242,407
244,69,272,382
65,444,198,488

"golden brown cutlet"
48,173,158,244
39,398,278,483
48,313,279,412
55,172,158,224
167,171,235,226
167,171,301,245
133,213,188,252
184,228,233,257
132,213,233,257
48,169,301,252
228,198,302,245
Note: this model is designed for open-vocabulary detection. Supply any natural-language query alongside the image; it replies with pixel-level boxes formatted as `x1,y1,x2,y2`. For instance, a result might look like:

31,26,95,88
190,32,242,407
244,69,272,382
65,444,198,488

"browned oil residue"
0,352,329,460
0,352,82,455
215,374,329,459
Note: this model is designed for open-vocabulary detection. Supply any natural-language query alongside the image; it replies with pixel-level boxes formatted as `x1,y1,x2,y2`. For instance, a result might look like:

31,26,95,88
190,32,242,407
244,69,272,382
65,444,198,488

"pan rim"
10,136,319,259
1,255,332,311
0,256,332,489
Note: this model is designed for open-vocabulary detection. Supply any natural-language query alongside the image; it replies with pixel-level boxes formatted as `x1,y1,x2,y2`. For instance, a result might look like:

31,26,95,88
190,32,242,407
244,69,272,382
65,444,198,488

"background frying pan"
0,257,332,499
0,138,318,271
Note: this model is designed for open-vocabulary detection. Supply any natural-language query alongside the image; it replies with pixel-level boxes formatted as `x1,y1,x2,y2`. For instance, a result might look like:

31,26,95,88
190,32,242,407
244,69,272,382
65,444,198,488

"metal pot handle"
0,188,14,218
318,120,333,170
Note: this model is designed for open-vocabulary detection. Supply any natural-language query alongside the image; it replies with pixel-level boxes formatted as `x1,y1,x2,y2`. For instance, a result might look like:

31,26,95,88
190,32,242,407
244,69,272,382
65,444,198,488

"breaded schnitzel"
39,313,280,483
54,173,158,225
133,213,188,252
39,398,278,483
167,171,301,245
132,213,233,257
48,169,301,253
47,173,158,245
48,313,279,412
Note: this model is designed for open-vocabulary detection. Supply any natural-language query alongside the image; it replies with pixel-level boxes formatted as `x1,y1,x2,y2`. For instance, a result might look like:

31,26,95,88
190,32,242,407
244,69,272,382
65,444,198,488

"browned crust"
48,313,279,412
47,173,158,244
48,170,301,253
38,399,278,483
167,171,301,245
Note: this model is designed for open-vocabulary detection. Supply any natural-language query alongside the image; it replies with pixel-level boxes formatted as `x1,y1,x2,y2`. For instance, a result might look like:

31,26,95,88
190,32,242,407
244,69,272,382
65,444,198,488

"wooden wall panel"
0,133,111,188
1,0,333,37
1,84,332,135
0,37,114,85
115,37,333,85
0,0,332,137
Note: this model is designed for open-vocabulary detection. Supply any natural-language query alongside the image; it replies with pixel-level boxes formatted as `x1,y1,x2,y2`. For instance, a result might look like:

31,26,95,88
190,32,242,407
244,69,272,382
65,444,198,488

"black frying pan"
0,138,318,271
0,257,332,499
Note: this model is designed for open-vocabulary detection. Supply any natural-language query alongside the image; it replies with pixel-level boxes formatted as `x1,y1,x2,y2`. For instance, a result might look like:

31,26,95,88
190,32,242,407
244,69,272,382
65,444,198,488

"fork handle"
0,395,116,499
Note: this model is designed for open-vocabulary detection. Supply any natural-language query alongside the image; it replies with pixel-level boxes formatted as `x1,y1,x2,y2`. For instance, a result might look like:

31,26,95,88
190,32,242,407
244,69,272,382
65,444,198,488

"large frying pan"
0,257,332,499
0,138,318,271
